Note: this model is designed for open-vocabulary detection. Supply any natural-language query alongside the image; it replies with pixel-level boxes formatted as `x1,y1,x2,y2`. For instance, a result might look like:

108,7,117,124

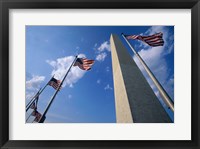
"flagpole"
38,55,78,123
121,33,174,112
26,90,41,112
26,75,55,112
26,89,41,109
26,112,32,122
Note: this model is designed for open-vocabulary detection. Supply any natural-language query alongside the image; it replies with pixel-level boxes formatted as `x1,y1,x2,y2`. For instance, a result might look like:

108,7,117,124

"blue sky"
26,26,174,123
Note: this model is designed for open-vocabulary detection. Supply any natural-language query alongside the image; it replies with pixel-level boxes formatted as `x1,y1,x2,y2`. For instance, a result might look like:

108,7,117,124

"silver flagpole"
26,89,41,110
121,33,174,112
26,112,32,122
38,55,78,123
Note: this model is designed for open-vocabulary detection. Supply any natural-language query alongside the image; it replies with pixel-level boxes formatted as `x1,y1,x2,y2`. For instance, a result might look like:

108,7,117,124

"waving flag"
33,111,42,122
30,102,36,110
30,94,39,110
74,58,95,71
48,77,61,90
125,32,164,47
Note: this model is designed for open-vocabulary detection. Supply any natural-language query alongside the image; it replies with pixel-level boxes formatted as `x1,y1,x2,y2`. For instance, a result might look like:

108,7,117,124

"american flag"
30,93,39,110
74,58,95,71
48,77,61,90
31,109,42,122
33,111,42,122
30,102,36,110
125,32,164,47
31,109,39,116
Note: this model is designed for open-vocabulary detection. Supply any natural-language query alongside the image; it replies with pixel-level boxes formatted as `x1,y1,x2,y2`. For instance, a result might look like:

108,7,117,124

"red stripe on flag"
125,32,164,47
74,58,94,71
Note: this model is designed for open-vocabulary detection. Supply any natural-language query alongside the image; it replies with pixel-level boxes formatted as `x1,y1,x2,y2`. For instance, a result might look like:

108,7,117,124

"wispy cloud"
145,26,166,35
25,91,35,101
26,75,45,90
46,54,86,88
94,43,98,49
45,113,74,123
134,47,167,83
97,79,101,84
97,41,111,52
26,72,32,80
96,52,107,62
26,74,45,100
167,43,174,55
95,41,111,62
106,66,110,72
104,84,113,90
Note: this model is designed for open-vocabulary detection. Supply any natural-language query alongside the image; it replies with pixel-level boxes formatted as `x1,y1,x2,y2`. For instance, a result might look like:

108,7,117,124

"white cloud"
104,84,113,90
96,52,107,62
76,46,80,50
46,113,74,122
97,79,101,84
46,54,86,88
134,47,167,85
93,43,98,50
26,72,32,80
94,43,97,48
25,91,35,101
94,41,111,62
106,66,109,72
145,26,166,35
26,74,45,100
164,75,174,99
69,84,74,88
26,75,45,90
46,60,56,68
166,42,174,55
97,41,111,52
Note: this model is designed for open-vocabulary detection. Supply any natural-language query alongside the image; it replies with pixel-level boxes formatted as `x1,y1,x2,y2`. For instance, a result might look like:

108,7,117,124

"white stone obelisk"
110,34,172,123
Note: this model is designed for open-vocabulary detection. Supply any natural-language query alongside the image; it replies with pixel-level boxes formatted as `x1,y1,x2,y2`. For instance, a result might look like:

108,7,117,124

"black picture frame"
0,0,199,148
